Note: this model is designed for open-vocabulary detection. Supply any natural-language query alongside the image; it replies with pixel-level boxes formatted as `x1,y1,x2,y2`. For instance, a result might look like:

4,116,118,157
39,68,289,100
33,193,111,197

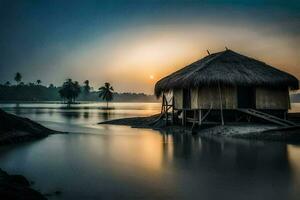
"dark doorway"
237,86,255,108
183,89,191,109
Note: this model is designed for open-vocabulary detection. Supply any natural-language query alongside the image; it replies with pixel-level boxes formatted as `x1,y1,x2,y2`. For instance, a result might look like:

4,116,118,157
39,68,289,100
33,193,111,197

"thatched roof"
155,49,299,97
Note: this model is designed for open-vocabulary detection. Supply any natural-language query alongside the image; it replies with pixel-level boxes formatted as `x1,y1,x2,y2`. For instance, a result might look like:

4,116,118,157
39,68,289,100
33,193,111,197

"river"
0,102,300,200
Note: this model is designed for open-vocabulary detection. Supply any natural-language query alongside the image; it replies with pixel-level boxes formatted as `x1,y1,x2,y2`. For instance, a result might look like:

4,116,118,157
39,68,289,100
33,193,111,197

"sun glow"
63,23,300,94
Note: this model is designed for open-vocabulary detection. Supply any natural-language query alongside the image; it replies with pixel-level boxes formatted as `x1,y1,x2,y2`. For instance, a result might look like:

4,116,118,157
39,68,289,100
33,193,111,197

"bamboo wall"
256,87,289,109
196,86,237,109
164,90,173,105
191,88,198,109
173,86,290,110
173,89,183,109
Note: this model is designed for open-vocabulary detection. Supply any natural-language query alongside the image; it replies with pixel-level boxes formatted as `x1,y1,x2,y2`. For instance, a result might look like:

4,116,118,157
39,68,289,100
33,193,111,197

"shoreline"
0,108,66,145
0,168,46,200
99,114,300,142
0,108,65,198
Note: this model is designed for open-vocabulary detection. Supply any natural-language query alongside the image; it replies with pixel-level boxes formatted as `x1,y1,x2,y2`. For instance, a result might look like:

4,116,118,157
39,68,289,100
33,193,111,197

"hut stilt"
171,96,175,124
198,109,202,125
218,82,224,125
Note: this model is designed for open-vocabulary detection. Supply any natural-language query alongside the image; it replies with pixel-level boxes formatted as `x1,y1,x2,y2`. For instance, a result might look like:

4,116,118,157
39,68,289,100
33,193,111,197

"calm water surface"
0,102,300,200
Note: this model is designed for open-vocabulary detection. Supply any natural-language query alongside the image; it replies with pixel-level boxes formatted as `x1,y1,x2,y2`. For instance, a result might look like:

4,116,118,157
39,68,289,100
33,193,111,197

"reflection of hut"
155,50,299,126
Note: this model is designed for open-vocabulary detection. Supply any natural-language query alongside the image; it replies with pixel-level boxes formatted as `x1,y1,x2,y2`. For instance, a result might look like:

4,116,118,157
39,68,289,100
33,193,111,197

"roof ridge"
182,50,227,81
155,52,219,84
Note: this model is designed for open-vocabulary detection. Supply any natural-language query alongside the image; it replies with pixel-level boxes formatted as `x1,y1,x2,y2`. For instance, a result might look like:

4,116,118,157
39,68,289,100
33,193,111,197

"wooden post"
161,94,165,114
184,110,187,126
284,111,287,120
182,110,186,126
198,109,202,125
192,110,196,127
165,96,168,125
172,96,175,124
181,110,184,126
218,82,224,125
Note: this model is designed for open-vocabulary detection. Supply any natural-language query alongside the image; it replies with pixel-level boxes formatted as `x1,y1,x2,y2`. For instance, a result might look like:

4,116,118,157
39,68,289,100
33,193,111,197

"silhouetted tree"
48,84,54,88
37,80,41,85
83,80,90,95
74,81,81,97
99,82,114,108
5,81,10,86
59,79,81,104
14,72,22,85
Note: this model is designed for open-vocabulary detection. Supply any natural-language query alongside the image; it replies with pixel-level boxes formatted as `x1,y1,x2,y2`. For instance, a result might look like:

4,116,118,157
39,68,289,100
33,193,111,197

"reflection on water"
0,103,299,199
0,102,160,133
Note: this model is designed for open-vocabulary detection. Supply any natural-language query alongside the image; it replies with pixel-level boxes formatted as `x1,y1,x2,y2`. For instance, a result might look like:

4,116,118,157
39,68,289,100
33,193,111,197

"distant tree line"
0,72,158,103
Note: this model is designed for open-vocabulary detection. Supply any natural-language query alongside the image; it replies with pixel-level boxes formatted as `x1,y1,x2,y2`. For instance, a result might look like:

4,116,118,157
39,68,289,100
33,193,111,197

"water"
0,102,300,200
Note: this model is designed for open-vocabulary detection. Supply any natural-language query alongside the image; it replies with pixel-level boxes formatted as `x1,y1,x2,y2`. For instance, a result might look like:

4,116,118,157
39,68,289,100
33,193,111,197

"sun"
149,75,154,80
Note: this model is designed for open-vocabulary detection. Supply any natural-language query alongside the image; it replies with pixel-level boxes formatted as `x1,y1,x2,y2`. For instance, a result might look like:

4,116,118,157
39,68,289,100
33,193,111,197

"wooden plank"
238,109,295,127
248,109,295,125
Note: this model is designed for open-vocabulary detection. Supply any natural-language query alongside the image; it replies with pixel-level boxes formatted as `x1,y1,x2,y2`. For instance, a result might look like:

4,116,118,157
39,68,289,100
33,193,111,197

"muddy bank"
0,168,46,199
99,114,164,129
197,124,300,142
99,114,300,142
0,108,64,145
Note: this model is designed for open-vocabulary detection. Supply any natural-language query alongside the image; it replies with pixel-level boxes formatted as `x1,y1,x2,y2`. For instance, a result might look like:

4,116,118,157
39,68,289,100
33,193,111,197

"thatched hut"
155,49,299,126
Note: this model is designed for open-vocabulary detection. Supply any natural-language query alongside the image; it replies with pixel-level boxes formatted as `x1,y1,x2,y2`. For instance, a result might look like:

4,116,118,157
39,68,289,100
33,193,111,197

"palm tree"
59,79,81,104
73,81,81,101
83,80,90,95
36,80,41,85
14,72,22,85
98,82,114,108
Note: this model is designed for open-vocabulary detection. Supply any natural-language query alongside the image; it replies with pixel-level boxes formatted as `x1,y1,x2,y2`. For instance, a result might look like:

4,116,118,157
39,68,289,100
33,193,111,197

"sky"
0,0,299,94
